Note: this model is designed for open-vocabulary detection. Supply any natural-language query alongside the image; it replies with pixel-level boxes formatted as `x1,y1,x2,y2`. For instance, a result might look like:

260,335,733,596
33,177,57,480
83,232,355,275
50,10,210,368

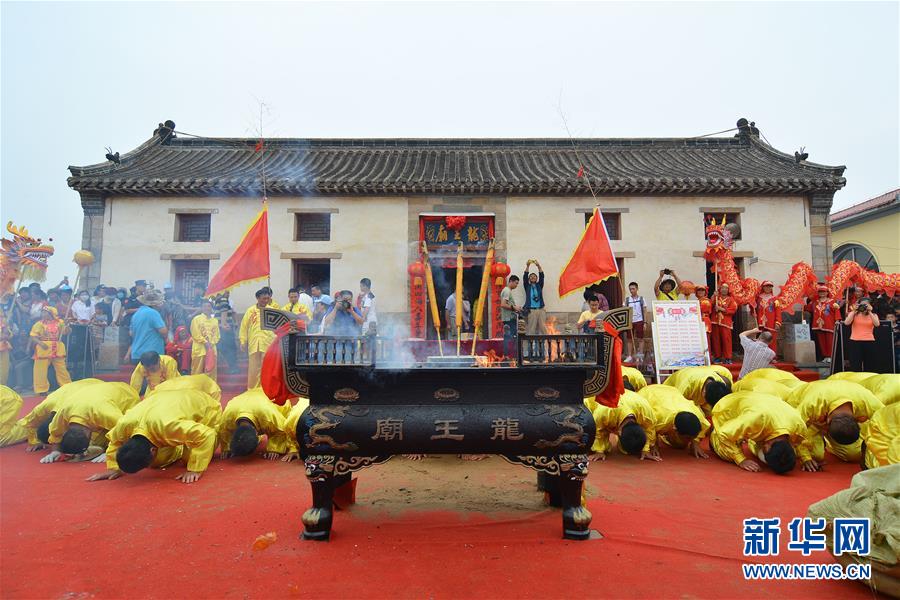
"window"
172,260,209,301
295,213,331,241
584,212,621,240
834,244,879,271
175,213,211,242
292,259,331,294
703,212,741,240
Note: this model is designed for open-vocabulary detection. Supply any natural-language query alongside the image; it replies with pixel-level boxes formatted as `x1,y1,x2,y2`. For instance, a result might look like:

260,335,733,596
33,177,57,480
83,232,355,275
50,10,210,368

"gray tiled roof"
68,122,846,196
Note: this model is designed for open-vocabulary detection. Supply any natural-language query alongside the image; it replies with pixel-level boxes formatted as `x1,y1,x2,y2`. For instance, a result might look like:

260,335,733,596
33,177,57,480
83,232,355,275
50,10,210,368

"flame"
545,316,560,361
476,349,508,367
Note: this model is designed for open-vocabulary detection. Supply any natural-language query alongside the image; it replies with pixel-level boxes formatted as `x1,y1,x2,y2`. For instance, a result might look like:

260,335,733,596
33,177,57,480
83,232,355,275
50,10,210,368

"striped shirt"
738,335,776,379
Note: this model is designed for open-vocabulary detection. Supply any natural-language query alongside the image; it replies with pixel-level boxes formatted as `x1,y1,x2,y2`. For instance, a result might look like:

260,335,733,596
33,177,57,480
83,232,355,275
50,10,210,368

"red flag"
577,165,584,178
254,140,264,152
205,203,270,296
558,207,619,298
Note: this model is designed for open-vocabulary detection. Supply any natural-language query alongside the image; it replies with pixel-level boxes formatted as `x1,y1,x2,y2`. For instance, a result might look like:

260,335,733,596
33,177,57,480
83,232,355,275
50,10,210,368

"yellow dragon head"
1,222,55,295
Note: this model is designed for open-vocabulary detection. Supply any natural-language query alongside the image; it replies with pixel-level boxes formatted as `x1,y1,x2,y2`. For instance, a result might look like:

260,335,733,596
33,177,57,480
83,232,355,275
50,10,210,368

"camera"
339,299,352,311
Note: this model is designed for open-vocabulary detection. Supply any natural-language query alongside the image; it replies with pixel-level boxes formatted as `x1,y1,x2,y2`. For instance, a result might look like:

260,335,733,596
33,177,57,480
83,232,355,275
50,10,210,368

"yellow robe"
239,305,276,354
856,374,900,406
0,385,28,447
827,371,878,383
284,398,311,453
863,403,900,469
48,382,140,449
638,384,710,448
283,302,312,320
148,373,222,403
791,380,883,462
17,378,104,444
129,354,180,393
710,391,812,465
105,389,221,473
218,389,291,454
622,366,648,391
662,366,731,413
740,367,802,385
589,391,656,455
29,319,67,358
190,314,220,358
732,377,796,400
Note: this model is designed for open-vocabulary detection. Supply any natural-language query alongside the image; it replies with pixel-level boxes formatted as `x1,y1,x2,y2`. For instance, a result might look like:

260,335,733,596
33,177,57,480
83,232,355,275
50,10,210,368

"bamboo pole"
471,240,495,355
421,242,444,356
456,242,463,356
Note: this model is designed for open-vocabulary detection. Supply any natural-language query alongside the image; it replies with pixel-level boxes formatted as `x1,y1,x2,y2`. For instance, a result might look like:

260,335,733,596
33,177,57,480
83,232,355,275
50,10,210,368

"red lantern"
491,261,511,286
408,261,426,286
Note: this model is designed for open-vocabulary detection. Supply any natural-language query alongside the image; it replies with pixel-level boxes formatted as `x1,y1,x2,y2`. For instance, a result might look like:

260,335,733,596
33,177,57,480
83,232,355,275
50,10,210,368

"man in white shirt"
738,327,776,379
444,292,471,339
297,286,314,316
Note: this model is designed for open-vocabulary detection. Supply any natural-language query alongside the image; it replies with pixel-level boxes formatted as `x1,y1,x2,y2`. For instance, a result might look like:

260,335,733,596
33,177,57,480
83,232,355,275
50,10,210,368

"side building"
67,118,846,336
831,188,899,274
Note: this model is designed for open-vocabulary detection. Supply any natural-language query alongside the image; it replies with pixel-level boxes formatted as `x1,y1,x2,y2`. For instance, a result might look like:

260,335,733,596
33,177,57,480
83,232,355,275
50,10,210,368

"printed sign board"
651,300,710,374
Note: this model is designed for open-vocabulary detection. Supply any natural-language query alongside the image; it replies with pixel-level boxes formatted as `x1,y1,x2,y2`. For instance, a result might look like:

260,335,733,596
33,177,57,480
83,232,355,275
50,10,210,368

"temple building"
68,118,846,336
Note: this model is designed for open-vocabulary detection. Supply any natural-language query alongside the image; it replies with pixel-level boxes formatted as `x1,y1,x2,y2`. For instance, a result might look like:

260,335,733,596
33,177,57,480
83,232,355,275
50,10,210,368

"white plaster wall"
99,196,408,313
505,195,813,312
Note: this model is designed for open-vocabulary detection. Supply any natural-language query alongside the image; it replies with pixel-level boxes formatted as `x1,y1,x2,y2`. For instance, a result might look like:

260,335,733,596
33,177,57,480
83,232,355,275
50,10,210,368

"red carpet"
0,394,875,599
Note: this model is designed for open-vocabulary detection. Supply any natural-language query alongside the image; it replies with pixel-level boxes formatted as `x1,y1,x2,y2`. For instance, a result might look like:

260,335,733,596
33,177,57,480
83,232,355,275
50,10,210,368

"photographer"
843,297,880,372
322,290,364,336
654,269,682,301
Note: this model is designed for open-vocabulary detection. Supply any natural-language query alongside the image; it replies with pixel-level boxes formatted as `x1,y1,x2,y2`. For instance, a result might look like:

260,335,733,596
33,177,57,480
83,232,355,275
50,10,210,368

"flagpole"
258,103,271,291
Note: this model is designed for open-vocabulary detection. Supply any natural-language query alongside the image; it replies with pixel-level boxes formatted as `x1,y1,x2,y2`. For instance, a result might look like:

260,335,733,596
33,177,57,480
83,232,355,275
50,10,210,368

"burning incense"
471,239,494,355
455,241,463,356
421,241,444,356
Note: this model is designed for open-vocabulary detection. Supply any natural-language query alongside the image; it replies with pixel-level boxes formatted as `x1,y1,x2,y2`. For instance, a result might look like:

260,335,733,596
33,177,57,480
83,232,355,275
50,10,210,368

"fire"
545,316,560,361
476,349,508,367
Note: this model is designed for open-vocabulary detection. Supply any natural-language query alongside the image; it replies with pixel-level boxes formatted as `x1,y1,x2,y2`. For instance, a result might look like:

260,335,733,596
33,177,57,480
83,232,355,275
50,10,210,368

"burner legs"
559,454,592,540
301,455,336,541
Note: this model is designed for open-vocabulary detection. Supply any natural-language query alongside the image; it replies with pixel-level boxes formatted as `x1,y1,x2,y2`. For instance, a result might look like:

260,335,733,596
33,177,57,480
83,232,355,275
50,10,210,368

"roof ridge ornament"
153,120,177,142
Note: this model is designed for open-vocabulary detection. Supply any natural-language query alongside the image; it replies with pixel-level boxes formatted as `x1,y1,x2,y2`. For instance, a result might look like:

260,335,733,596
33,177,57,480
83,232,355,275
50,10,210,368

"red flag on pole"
558,207,619,298
254,140,264,152
577,165,584,178
205,203,270,296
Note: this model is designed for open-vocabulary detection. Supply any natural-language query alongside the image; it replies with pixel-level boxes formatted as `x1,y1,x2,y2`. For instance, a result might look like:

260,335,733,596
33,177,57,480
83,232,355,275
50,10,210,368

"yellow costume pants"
33,357,72,394
247,351,264,390
190,352,218,382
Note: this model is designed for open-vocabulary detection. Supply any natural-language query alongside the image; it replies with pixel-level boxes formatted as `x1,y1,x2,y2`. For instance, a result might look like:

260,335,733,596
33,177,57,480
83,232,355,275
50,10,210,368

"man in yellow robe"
789,379,883,464
827,371,878,383
41,381,140,463
30,306,72,395
638,384,711,458
739,367,804,388
239,288,277,390
732,377,796,400
0,385,28,447
189,300,220,381
662,366,732,414
283,288,313,321
218,388,292,460
129,351,180,395
87,388,221,484
621,366,647,391
856,374,899,405
149,373,222,403
862,403,900,469
710,391,815,474
17,378,104,449
587,390,658,461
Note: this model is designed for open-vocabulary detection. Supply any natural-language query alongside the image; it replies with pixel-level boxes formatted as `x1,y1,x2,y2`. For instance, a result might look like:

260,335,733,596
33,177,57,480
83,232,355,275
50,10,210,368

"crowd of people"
498,263,900,370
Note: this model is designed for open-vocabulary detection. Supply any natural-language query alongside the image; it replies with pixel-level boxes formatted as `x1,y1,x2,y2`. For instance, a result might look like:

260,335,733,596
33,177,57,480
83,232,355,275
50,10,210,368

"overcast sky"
2,1,897,282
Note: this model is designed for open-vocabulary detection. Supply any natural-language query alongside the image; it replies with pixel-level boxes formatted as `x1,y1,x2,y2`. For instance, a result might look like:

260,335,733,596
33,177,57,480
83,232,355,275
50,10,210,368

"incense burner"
262,306,631,542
